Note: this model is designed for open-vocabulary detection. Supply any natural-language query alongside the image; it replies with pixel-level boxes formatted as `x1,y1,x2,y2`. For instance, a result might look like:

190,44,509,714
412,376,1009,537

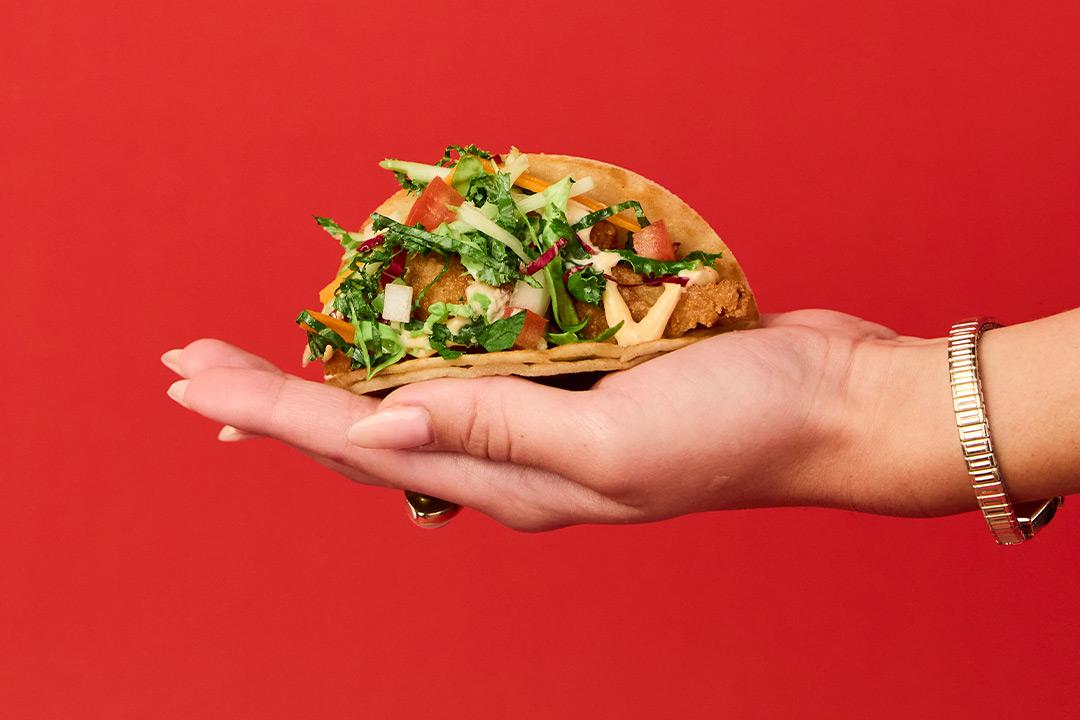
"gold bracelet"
948,318,1063,544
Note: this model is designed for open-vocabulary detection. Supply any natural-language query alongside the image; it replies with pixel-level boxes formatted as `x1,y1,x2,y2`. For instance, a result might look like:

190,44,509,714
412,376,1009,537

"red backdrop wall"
3,1,1079,717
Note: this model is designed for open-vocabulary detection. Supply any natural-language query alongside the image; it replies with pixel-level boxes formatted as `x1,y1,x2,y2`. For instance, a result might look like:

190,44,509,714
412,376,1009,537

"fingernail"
218,425,256,442
347,405,433,449
167,379,190,407
161,349,183,374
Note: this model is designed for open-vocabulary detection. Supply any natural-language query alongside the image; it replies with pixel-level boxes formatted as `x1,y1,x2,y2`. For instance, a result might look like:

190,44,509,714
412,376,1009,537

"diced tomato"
631,220,676,261
404,176,465,231
503,307,548,350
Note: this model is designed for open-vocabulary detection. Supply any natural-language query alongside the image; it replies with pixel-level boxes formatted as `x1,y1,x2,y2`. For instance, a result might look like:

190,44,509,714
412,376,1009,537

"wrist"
824,336,975,517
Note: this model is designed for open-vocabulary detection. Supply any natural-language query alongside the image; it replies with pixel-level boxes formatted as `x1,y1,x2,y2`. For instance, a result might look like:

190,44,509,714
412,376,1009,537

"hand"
162,310,969,531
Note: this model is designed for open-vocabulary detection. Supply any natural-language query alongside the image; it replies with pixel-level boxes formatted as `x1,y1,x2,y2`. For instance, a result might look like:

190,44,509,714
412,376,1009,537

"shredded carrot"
301,310,356,342
318,269,354,304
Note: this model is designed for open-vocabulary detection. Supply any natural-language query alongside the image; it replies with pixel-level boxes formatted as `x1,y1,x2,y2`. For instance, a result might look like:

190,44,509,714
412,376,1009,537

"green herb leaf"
544,329,581,345
546,320,623,346
476,311,526,352
429,323,464,360
314,216,354,249
566,267,605,306
611,249,724,277
371,213,520,286
464,171,529,241
392,171,425,194
332,272,382,324
569,201,650,232
592,321,624,343
436,144,495,167
296,311,352,359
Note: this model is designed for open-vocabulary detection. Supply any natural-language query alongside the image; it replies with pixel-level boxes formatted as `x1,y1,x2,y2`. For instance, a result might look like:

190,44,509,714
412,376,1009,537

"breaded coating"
589,221,623,250
404,253,471,319
324,350,352,376
574,299,609,339
577,264,751,340
665,279,750,336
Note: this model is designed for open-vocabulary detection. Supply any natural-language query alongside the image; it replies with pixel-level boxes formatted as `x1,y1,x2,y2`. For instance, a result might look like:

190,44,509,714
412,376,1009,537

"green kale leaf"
436,144,495,167
545,320,623,346
566,267,605,306
569,201,650,232
428,323,464,360
370,213,520,286
611,249,724,277
476,311,526,352
392,171,425,194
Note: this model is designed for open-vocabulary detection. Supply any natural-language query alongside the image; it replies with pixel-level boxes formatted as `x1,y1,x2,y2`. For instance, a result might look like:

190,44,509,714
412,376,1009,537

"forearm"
980,308,1080,503
829,309,1080,517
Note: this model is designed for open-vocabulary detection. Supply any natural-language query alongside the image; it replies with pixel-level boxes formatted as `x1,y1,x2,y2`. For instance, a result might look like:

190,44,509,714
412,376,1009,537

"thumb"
344,376,608,473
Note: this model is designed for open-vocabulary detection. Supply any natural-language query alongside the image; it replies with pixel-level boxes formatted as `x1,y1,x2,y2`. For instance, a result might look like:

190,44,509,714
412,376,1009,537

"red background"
3,1,1079,717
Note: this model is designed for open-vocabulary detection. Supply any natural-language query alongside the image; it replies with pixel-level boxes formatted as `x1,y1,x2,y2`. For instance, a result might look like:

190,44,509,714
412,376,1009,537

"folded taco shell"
322,153,759,394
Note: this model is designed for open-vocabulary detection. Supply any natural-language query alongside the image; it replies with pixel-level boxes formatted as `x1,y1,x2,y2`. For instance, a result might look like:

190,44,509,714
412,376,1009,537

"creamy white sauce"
678,265,720,286
446,316,469,334
589,251,622,274
466,280,511,322
399,330,436,358
603,281,684,346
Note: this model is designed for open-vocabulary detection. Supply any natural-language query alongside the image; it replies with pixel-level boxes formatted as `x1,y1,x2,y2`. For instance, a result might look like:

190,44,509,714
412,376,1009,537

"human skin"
162,308,1080,532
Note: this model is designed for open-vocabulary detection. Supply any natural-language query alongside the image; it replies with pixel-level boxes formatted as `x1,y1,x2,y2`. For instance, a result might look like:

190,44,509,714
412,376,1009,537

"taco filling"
297,144,756,388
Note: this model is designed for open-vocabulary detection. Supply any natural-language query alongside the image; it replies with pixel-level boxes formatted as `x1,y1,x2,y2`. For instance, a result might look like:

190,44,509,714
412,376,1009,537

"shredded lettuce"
305,145,704,379
297,311,352,358
462,171,531,247
370,213,521,286
450,155,486,194
455,201,529,262
535,178,584,333
328,273,406,377
418,302,525,355
295,310,403,379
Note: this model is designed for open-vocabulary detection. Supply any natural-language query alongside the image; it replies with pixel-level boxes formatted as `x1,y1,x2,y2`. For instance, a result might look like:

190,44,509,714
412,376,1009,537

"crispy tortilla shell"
321,153,759,394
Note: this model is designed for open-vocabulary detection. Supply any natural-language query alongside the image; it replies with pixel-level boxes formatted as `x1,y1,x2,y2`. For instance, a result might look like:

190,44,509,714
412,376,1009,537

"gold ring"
403,491,460,529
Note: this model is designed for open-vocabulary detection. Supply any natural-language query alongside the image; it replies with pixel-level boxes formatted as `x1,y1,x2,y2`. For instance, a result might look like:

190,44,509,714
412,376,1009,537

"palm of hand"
573,310,899,522
166,310,902,531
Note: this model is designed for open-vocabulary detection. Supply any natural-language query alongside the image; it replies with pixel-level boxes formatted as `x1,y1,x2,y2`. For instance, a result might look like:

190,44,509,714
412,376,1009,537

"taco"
298,145,759,394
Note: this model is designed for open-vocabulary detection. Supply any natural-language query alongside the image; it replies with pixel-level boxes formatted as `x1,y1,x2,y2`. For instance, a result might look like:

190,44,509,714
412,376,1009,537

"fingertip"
161,349,183,374
218,425,260,442
167,379,190,407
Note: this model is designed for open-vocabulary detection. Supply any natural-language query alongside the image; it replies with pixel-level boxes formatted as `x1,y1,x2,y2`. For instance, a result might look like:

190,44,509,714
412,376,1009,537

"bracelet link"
947,318,1063,544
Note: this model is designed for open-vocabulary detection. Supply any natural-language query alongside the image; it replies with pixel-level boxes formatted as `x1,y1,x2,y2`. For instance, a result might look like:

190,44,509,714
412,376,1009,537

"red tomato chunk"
631,220,676,261
404,176,465,231
503,307,548,350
